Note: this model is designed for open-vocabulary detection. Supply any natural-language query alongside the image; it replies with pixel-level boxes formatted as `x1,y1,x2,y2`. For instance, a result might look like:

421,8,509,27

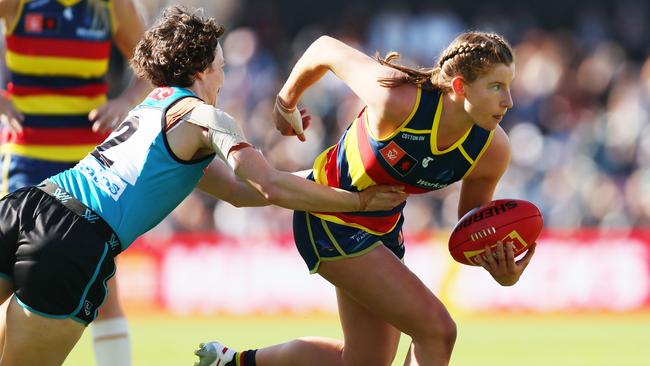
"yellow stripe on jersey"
12,94,106,115
2,143,96,162
458,145,474,164
365,87,422,141
345,117,376,190
401,127,431,134
6,51,110,78
430,95,472,154
312,147,333,186
57,0,83,7
462,130,495,179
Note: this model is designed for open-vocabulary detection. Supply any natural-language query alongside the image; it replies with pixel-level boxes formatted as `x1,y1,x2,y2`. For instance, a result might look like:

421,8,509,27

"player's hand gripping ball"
449,199,543,266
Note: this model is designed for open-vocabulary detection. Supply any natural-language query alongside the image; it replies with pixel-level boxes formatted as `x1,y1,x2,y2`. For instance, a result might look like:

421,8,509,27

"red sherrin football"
449,199,543,266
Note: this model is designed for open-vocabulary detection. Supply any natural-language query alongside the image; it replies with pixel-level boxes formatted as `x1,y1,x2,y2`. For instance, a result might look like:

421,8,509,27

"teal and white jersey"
50,87,215,249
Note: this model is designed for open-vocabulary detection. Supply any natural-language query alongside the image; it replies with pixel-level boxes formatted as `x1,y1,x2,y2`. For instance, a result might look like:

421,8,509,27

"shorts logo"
83,300,93,316
52,188,72,203
379,141,417,176
82,208,99,223
106,234,120,252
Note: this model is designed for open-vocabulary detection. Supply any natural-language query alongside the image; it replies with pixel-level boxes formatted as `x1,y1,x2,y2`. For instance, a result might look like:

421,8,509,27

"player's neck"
438,94,473,149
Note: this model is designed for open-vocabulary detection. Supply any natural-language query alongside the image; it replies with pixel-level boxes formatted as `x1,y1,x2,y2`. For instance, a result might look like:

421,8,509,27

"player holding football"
0,6,406,366
196,33,536,366
0,0,150,365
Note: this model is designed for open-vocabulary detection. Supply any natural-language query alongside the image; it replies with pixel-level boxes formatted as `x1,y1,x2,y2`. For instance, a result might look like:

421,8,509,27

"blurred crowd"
78,0,650,235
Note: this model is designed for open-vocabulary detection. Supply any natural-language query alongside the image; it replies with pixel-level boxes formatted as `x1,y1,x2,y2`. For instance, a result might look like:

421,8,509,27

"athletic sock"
92,317,132,366
225,349,257,366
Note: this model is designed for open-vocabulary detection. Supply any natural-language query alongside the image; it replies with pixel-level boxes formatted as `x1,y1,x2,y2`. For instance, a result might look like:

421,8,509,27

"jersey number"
90,116,140,167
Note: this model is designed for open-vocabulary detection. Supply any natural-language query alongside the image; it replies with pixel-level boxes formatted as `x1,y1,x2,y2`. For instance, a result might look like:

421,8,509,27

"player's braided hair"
131,5,224,87
376,31,513,93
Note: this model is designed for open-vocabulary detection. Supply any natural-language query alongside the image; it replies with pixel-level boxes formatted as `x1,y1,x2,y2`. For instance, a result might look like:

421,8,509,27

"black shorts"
0,185,120,325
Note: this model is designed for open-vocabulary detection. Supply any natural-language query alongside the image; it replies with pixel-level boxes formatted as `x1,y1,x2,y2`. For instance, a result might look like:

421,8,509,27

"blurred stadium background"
9,0,649,364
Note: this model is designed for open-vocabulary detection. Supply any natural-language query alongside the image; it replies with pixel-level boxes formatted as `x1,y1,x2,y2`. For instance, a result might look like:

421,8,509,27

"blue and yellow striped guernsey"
311,88,494,234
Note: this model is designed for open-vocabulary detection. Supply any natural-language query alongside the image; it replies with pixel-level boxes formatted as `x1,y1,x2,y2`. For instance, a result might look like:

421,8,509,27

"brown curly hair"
376,31,513,93
131,5,224,87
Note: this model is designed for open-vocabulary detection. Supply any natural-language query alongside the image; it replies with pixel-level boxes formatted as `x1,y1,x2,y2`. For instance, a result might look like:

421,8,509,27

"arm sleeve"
181,104,250,166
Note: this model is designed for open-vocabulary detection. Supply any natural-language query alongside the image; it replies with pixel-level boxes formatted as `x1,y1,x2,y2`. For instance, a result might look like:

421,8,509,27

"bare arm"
228,147,405,212
197,159,269,207
275,36,416,136
460,127,535,285
89,0,151,133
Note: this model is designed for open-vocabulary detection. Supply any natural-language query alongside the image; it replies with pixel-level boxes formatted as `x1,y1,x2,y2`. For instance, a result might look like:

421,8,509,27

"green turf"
64,312,650,366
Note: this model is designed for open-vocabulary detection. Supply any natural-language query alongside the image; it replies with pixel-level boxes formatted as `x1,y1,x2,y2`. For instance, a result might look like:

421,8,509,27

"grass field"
64,311,650,366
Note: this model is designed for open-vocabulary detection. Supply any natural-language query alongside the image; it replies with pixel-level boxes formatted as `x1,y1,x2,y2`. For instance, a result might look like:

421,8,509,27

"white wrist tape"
182,104,248,166
275,98,303,134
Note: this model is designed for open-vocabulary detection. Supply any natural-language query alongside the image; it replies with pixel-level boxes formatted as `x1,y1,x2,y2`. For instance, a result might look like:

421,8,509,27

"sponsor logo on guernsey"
401,133,425,141
76,27,108,39
25,13,44,33
416,179,447,190
78,156,127,201
422,157,434,168
379,141,418,176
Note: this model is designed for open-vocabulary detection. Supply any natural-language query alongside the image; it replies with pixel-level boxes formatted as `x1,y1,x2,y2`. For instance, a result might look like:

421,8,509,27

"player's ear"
451,76,465,96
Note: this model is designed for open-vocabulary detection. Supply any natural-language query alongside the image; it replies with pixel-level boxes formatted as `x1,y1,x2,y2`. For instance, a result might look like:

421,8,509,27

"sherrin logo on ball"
449,199,543,266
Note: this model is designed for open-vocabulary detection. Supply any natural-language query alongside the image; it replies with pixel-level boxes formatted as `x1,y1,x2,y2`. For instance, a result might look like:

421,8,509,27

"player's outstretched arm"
229,146,406,212
197,159,269,207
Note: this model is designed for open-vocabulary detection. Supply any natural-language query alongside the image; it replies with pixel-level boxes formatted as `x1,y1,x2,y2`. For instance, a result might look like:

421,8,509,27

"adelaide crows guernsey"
50,87,215,249
3,0,115,162
311,88,494,234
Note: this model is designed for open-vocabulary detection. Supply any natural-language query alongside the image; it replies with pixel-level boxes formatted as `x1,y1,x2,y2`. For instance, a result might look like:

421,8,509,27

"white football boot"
194,341,237,366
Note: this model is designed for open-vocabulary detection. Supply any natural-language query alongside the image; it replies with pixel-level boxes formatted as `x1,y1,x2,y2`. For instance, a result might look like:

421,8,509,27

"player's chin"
476,118,500,131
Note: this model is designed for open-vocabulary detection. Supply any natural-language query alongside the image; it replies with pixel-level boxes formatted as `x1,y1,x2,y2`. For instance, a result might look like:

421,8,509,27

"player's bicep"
317,37,394,110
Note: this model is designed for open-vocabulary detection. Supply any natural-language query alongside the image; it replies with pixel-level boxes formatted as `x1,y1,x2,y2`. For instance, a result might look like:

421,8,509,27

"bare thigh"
318,245,453,341
336,287,401,366
0,296,85,366
95,276,125,320
0,278,13,358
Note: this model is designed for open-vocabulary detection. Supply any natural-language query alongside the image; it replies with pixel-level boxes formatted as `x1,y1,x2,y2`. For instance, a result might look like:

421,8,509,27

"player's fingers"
496,241,505,266
505,241,516,271
474,253,489,270
484,244,496,268
516,242,537,268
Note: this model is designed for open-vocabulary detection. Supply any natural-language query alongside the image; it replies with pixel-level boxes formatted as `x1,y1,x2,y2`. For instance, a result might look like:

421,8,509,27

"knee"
410,311,457,347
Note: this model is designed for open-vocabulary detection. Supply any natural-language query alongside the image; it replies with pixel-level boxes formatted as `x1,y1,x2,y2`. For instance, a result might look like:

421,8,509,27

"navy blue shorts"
0,185,119,325
0,153,76,195
293,211,405,273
